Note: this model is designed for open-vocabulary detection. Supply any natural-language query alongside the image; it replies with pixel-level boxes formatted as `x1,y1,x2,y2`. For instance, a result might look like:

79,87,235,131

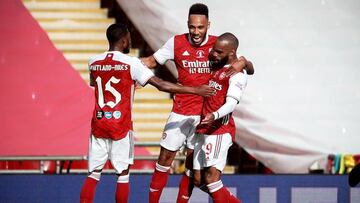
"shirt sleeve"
227,71,247,102
212,97,238,120
130,57,155,86
153,36,174,65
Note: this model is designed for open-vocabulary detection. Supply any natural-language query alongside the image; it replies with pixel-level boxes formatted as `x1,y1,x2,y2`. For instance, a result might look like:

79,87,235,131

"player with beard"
141,3,253,203
193,33,247,203
79,23,215,203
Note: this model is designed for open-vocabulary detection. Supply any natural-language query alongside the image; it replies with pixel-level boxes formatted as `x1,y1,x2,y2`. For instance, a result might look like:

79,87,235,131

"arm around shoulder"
147,76,214,97
140,55,158,69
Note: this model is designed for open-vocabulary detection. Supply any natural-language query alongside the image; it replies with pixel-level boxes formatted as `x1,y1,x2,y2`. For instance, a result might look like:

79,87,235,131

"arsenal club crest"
219,72,226,80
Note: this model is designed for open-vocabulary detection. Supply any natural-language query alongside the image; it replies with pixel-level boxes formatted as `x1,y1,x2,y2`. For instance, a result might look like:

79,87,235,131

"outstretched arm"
141,36,175,69
147,76,215,97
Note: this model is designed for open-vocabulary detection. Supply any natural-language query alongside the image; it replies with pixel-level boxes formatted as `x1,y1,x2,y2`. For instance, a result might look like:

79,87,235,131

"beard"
209,55,228,69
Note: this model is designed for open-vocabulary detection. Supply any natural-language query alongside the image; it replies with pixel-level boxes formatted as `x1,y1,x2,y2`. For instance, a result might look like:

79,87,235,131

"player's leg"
177,148,195,203
192,133,210,194
149,112,190,203
204,167,230,203
110,131,135,203
203,133,242,203
115,168,130,203
149,147,177,203
80,135,109,203
176,115,201,203
203,167,241,203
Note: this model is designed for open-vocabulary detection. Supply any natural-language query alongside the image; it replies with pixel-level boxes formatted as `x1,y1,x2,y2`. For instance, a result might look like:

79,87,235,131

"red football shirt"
154,33,217,115
196,67,247,140
89,51,154,140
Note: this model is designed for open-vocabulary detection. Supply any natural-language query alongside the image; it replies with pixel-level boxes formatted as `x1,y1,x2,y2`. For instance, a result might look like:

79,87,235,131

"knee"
158,147,176,166
204,169,220,184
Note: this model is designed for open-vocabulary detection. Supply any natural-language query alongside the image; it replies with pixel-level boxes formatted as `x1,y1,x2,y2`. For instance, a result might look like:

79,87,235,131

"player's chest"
208,70,229,92
175,44,212,61
175,46,213,75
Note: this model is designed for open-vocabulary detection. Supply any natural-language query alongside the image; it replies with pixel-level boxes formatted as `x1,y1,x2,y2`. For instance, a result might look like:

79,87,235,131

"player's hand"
225,56,248,77
200,113,215,125
135,82,142,90
196,85,215,97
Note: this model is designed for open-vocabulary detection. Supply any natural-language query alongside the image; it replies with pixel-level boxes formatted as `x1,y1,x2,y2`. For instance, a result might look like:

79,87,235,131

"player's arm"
89,73,95,87
140,36,175,69
226,56,254,77
132,56,213,97
201,72,247,125
147,76,214,97
141,55,158,69
200,97,238,125
88,58,95,87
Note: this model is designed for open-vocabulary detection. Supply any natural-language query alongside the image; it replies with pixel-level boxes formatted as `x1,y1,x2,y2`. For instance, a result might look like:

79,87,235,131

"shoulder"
229,71,247,83
174,33,189,42
208,35,218,42
88,53,106,65
175,33,188,38
112,52,135,63
209,35,218,40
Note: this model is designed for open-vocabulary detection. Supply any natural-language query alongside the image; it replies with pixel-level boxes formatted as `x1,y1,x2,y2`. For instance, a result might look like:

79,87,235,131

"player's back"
89,51,135,140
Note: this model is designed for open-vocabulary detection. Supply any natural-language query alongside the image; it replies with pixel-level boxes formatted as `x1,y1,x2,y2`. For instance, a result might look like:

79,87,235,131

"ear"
229,49,236,57
207,21,211,29
121,37,128,47
124,37,128,46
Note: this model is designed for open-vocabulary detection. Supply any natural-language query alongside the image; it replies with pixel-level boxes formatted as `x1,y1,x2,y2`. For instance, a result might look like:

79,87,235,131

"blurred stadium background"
0,0,359,202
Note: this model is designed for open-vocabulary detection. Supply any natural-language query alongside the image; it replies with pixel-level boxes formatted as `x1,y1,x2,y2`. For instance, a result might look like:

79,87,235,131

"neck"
108,45,123,52
227,55,237,65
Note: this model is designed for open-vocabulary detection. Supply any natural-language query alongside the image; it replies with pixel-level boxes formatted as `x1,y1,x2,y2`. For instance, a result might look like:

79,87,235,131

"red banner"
0,0,94,156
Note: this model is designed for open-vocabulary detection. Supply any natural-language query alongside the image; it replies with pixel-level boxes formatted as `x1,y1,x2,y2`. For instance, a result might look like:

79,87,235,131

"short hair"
106,23,129,45
218,32,239,50
188,3,208,18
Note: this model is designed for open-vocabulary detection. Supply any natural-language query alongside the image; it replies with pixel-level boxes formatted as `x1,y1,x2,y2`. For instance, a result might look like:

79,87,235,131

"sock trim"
88,171,101,181
117,174,130,183
156,162,170,172
207,180,223,193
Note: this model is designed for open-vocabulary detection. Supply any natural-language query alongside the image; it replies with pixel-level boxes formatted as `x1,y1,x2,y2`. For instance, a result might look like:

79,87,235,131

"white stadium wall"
117,0,360,173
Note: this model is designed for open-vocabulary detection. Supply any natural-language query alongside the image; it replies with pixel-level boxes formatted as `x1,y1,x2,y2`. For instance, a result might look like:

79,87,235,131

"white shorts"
160,112,200,151
193,133,233,171
88,131,134,174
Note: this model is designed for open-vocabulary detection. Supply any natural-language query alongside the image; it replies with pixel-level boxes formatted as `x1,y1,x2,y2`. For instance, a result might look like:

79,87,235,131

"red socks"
116,174,130,203
207,180,242,203
80,176,99,203
116,183,129,203
227,189,242,203
80,173,131,203
211,187,229,203
149,163,170,203
176,170,194,203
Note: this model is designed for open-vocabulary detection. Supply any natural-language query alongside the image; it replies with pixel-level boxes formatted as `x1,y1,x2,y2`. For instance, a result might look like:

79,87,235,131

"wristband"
212,112,219,120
